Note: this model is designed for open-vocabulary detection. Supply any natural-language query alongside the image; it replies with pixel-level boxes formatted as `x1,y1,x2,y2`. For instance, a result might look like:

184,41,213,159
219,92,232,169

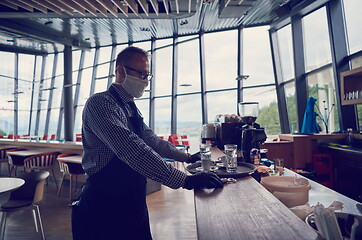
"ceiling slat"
149,0,158,15
4,0,33,12
45,0,75,15
83,0,109,17
137,0,148,16
111,0,128,17
32,0,62,14
17,0,48,13
0,0,19,10
72,0,98,16
97,0,118,17
124,0,139,16
162,0,169,15
59,0,86,16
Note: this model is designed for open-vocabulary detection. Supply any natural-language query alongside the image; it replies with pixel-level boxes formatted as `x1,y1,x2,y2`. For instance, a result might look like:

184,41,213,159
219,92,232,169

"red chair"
57,153,85,200
24,152,60,190
42,134,48,140
168,134,181,145
23,134,29,137
75,134,82,142
50,134,56,140
180,135,190,152
7,134,14,139
0,136,4,138
14,135,20,139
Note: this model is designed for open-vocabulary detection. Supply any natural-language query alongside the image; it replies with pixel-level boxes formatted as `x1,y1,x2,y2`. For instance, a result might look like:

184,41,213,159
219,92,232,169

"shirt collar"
110,83,133,103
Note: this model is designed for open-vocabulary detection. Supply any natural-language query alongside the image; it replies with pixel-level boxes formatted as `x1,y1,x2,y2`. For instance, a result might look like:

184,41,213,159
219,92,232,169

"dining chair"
0,147,17,175
0,171,49,240
57,153,84,200
42,134,48,140
7,148,28,177
50,134,56,140
23,152,60,190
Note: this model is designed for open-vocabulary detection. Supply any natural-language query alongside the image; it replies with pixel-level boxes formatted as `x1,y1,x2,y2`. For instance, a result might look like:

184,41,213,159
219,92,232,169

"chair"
42,134,48,140
57,153,85,200
50,134,56,140
7,134,14,139
75,134,82,142
0,147,17,175
0,171,50,240
168,134,181,145
14,135,20,139
180,135,190,153
23,152,59,190
7,148,28,176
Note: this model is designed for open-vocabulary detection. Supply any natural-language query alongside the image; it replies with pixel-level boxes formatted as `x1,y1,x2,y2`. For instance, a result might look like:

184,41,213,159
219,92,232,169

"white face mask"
117,67,149,98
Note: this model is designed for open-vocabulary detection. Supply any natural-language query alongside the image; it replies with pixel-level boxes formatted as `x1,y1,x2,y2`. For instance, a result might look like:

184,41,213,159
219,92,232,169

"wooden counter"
194,176,318,240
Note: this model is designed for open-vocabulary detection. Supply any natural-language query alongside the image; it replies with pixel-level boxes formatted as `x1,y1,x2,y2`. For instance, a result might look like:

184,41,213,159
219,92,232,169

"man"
72,46,223,240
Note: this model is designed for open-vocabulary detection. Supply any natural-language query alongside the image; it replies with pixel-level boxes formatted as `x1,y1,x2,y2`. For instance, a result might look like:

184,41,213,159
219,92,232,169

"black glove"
183,172,224,190
185,152,200,164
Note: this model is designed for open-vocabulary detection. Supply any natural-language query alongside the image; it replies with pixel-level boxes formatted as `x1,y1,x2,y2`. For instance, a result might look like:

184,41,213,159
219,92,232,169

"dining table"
6,148,56,158
0,177,25,194
56,155,82,164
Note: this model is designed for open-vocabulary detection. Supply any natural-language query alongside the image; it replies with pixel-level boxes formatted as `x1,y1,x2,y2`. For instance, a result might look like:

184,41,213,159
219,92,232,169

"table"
194,176,319,240
57,155,82,164
6,149,55,157
0,178,25,194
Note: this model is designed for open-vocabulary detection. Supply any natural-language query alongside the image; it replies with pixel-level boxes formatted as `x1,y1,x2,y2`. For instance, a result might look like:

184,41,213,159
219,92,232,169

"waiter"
72,46,223,240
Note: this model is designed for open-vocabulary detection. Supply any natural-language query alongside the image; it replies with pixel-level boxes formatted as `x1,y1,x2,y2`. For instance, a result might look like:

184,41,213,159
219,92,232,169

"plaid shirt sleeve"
82,92,187,189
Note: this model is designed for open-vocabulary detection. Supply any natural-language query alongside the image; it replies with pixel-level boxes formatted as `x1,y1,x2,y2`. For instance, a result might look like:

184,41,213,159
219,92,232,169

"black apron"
72,85,152,240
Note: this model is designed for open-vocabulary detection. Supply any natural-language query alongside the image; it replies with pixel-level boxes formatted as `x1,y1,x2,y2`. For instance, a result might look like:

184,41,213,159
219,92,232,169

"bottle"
347,128,353,146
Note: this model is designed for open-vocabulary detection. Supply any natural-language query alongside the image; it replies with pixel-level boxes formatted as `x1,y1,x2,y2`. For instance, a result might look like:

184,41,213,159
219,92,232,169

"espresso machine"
216,102,267,163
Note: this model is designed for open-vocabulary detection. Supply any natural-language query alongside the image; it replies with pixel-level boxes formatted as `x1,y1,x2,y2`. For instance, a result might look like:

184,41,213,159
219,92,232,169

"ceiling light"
45,21,53,25
179,83,192,87
236,75,249,81
180,20,188,26
85,38,90,41
140,27,151,31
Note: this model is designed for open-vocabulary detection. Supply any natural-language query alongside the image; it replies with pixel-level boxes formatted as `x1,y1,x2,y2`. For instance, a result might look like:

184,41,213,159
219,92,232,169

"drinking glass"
224,144,237,173
200,144,211,171
274,158,284,176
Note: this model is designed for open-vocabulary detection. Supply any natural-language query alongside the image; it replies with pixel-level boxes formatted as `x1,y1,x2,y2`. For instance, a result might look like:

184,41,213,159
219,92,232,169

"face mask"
118,67,149,98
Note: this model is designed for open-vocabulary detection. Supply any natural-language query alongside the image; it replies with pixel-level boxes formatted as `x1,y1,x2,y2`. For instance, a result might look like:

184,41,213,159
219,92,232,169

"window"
206,90,237,123
178,37,200,94
154,39,173,97
276,25,294,81
307,67,339,133
243,86,280,135
204,30,237,91
154,97,171,136
243,26,275,87
302,7,332,72
343,0,362,54
357,104,362,131
177,94,202,153
284,81,298,132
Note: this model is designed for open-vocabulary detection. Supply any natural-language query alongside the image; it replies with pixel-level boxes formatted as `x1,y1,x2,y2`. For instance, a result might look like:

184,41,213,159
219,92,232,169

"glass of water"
200,144,211,171
224,144,237,173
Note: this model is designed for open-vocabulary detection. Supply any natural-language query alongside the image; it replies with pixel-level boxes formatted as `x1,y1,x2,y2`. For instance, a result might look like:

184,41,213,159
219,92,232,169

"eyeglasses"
124,65,153,81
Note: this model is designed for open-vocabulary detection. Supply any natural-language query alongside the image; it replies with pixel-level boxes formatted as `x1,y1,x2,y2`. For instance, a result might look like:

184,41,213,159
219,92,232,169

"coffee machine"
216,102,267,163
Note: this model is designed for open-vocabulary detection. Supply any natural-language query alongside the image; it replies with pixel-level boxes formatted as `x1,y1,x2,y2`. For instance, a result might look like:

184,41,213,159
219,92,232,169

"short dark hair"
115,46,148,67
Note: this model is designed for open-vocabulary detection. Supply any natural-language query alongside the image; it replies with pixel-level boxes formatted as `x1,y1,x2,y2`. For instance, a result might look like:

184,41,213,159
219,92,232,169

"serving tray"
186,161,257,178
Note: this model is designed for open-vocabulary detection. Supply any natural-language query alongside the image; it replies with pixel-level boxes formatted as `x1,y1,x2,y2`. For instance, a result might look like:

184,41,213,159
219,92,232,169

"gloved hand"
185,152,200,164
183,172,224,190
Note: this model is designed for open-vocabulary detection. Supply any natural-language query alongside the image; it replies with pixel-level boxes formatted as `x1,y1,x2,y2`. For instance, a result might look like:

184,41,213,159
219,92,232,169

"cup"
200,144,211,171
224,144,237,173
274,158,284,176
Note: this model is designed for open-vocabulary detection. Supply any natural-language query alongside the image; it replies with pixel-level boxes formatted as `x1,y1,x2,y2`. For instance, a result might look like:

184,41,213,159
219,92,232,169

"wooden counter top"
194,176,318,240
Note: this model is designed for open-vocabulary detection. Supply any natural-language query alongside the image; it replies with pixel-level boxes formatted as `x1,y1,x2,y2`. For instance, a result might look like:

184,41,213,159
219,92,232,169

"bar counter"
194,148,361,240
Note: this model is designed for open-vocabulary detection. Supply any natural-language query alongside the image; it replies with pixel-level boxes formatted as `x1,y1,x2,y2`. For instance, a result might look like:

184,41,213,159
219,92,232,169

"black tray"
186,161,257,178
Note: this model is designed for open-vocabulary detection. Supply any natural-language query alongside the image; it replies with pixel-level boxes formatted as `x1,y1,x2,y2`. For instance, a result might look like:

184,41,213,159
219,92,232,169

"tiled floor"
0,166,197,240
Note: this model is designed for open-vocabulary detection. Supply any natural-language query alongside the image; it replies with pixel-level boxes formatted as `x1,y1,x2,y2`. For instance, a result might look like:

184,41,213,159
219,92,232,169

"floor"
0,165,197,240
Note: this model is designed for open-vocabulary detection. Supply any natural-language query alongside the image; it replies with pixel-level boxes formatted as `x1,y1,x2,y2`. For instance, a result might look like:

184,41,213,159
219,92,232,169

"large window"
207,90,237,122
154,39,173,97
343,0,362,54
302,7,332,72
285,81,297,132
204,30,237,91
276,25,294,82
154,97,171,136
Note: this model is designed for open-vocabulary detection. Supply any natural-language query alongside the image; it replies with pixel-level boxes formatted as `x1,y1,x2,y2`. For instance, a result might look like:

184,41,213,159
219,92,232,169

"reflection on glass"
243,86,280,135
134,99,150,126
343,0,362,54
244,26,274,87
204,30,237,90
276,25,294,81
154,97,171,136
284,81,298,133
206,90,237,122
177,94,202,153
302,7,332,72
307,67,339,132
94,63,110,93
